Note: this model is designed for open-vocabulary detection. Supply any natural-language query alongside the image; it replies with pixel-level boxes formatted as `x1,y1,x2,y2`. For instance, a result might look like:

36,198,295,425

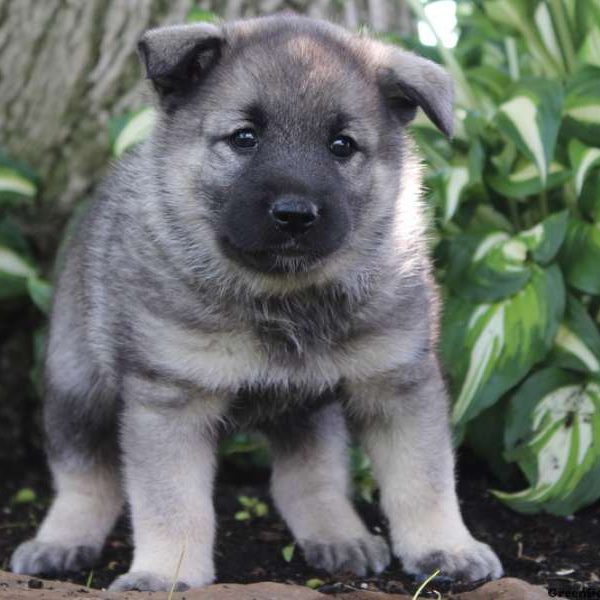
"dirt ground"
1,450,598,597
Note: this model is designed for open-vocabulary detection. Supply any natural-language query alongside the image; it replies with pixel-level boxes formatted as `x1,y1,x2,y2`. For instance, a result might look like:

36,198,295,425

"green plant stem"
404,0,479,111
539,190,549,218
547,0,576,74
508,198,522,230
563,181,581,219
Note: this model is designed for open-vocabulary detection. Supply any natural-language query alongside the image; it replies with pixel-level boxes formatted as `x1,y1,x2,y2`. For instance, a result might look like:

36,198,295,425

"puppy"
11,15,502,591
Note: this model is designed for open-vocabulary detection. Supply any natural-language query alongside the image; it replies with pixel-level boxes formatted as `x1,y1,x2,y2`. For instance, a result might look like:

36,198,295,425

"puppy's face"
139,17,453,276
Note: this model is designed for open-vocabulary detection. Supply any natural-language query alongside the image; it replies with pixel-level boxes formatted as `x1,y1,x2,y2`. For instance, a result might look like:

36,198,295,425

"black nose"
270,197,319,235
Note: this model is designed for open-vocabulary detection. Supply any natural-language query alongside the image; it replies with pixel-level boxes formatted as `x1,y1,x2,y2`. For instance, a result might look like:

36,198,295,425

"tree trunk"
0,0,194,229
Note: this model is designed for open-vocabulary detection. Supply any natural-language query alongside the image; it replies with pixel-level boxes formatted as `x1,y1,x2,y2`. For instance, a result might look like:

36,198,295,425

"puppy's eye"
230,128,258,150
329,135,356,159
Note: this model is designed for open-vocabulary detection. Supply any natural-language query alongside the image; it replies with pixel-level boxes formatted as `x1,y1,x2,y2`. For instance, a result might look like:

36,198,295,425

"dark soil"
1,450,598,597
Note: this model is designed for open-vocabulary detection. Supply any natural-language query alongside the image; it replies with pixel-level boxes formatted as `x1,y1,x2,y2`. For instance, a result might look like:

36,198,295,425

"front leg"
109,377,226,592
346,357,502,582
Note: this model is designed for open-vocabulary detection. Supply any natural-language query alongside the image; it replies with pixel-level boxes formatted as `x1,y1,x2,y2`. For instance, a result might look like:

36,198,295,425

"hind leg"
11,368,123,575
266,403,390,576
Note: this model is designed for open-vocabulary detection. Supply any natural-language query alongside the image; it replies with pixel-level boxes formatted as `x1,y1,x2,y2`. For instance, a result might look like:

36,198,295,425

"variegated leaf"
579,26,600,68
446,231,530,302
569,139,600,196
563,67,600,146
0,245,38,300
443,265,565,426
516,210,568,264
27,276,53,315
487,160,569,199
496,80,563,184
0,166,37,206
494,368,600,515
110,108,156,157
552,296,600,374
559,217,600,294
442,164,469,223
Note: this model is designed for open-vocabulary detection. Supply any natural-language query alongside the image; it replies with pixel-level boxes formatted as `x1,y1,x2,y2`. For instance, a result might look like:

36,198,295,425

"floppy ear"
377,48,454,138
137,23,224,109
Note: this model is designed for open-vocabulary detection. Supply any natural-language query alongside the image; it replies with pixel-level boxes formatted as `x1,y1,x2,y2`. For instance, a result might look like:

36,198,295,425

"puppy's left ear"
377,47,455,138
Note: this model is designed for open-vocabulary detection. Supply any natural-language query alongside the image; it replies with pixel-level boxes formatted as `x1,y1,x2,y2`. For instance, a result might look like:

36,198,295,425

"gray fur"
11,14,501,590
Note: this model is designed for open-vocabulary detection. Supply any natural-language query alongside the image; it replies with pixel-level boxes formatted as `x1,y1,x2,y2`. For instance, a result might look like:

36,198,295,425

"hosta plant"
0,154,50,314
405,0,600,515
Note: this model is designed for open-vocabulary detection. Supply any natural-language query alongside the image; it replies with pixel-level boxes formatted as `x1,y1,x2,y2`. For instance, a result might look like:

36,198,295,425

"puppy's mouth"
219,236,323,274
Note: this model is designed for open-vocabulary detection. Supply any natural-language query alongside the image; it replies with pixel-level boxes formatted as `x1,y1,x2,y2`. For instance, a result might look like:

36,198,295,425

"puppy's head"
138,16,453,279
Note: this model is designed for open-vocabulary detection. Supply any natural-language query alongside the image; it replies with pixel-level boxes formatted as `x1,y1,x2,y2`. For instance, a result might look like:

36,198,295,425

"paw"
402,539,503,582
10,540,100,575
302,533,390,576
108,571,190,592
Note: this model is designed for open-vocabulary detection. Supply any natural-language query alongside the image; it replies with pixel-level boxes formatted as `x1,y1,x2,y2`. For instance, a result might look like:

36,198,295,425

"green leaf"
563,67,600,146
580,170,600,222
254,502,269,517
305,579,325,590
578,26,600,68
0,245,37,280
465,66,511,103
551,296,600,374
441,164,469,223
446,232,530,302
485,0,563,75
12,488,37,504
559,217,600,294
496,80,563,184
464,397,516,484
0,166,37,206
444,265,565,426
569,139,600,197
27,276,52,315
494,368,600,515
468,205,514,234
282,544,295,563
186,8,220,23
516,210,569,264
0,217,31,256
110,108,156,157
237,495,255,508
487,161,570,199
234,510,250,521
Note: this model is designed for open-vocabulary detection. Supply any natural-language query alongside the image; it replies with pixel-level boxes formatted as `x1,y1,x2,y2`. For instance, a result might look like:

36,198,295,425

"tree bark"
0,0,194,222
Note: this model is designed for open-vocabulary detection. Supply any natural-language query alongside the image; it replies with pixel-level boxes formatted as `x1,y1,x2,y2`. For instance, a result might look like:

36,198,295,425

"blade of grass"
168,541,186,600
412,569,441,600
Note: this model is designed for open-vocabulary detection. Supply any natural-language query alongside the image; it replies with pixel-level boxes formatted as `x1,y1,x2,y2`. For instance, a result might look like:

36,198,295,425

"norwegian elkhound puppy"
11,15,502,591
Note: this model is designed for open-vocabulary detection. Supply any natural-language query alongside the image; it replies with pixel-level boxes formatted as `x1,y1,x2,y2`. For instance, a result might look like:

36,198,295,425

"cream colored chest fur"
137,309,424,393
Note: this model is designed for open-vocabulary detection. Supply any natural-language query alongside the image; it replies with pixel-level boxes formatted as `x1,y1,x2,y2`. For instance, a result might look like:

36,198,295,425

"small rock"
27,578,43,589
452,578,550,600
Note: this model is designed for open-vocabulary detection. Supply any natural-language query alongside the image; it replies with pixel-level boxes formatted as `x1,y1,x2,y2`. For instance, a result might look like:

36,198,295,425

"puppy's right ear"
137,23,224,110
